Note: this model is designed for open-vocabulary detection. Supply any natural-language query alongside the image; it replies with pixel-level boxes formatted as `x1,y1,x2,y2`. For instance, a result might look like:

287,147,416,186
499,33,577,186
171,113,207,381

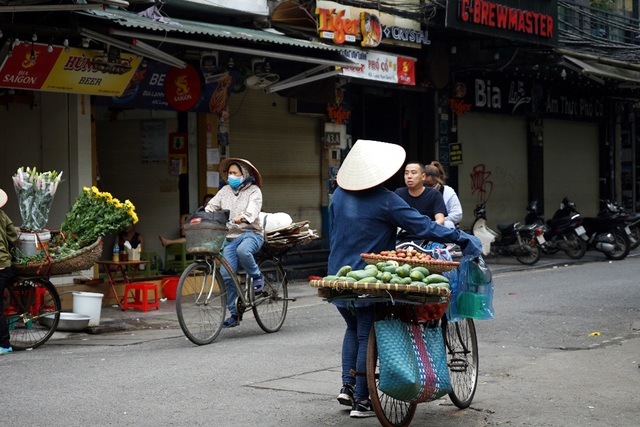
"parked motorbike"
471,203,543,265
600,200,640,250
554,197,632,260
524,200,588,259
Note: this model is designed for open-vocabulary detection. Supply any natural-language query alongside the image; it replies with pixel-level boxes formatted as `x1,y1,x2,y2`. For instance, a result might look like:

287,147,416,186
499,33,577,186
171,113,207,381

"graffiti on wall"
470,164,493,203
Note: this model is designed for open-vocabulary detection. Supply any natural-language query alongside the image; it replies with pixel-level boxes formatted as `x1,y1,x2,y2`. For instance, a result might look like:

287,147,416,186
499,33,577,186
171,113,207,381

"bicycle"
176,229,293,346
366,305,478,427
4,275,61,350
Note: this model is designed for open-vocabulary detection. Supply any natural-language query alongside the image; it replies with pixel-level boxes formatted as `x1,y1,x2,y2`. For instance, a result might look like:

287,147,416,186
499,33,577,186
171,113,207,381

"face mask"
228,176,243,188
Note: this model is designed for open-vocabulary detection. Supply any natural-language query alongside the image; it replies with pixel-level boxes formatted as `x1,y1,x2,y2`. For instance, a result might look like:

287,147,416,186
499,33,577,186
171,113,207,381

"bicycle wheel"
6,278,60,351
176,261,226,345
366,307,417,427
253,258,288,333
442,316,478,409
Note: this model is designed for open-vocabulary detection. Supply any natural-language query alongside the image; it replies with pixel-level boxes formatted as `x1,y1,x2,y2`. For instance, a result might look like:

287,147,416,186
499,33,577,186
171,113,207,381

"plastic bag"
456,255,494,320
432,248,463,322
186,207,229,225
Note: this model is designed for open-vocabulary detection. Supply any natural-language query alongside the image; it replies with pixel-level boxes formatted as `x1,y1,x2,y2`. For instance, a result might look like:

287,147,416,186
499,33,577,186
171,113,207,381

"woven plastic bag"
375,319,423,401
415,326,452,402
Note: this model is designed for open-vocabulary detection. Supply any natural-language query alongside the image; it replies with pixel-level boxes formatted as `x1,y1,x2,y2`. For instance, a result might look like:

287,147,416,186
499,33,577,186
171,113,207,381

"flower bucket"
16,230,51,257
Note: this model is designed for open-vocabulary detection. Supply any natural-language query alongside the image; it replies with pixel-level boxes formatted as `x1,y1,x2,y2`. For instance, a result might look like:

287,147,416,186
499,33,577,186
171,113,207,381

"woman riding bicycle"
204,158,264,328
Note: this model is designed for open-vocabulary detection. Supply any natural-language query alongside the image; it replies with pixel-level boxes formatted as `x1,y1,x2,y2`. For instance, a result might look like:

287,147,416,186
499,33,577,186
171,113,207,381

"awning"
76,8,356,68
562,55,640,85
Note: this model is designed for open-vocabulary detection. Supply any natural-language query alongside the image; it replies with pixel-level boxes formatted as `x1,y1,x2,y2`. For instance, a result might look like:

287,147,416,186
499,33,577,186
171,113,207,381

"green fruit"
390,276,404,284
396,264,411,278
357,276,377,283
400,277,412,285
382,265,397,273
336,265,352,277
380,272,393,283
322,275,338,281
348,269,379,280
364,264,378,271
409,270,425,281
376,262,388,270
338,276,356,282
412,266,430,276
424,274,449,284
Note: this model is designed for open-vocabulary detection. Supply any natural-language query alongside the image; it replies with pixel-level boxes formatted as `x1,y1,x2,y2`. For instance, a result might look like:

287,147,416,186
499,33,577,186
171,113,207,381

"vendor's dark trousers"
337,304,376,401
0,268,14,348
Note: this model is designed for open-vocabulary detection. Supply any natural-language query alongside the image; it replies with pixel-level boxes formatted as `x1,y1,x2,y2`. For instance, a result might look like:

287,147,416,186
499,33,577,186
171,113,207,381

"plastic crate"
184,222,228,254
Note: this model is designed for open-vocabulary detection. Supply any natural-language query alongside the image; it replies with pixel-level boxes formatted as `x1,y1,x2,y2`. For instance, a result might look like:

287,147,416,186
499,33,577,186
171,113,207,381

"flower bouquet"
12,167,62,232
59,186,139,250
12,186,139,273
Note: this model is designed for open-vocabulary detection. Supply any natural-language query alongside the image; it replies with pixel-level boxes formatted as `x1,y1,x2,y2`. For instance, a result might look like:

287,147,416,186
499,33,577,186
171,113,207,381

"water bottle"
113,242,120,262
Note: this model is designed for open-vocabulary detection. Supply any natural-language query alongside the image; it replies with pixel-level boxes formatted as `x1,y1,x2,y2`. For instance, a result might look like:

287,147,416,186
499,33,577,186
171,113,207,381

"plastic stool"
123,282,159,312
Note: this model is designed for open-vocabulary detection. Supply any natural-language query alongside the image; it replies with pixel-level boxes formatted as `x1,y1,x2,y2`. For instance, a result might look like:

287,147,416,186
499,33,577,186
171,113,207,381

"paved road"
2,249,639,426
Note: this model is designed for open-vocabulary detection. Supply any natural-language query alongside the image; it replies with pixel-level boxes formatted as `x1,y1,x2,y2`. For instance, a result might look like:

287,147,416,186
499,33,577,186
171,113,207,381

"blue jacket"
328,185,480,275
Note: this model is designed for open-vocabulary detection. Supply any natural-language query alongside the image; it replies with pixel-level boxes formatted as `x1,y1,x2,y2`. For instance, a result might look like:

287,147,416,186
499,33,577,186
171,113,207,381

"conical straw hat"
336,140,406,191
219,157,262,188
0,189,7,208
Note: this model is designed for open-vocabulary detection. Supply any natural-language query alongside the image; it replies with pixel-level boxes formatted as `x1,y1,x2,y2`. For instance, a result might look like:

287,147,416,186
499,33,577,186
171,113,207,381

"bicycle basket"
184,222,228,254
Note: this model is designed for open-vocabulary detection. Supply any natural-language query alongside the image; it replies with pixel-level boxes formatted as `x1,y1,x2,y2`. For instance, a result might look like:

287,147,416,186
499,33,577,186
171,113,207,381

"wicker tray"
360,253,460,273
309,279,450,298
12,238,103,277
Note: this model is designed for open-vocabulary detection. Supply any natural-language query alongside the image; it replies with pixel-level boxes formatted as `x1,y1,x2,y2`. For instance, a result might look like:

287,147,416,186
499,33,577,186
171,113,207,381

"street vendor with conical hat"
205,157,264,328
328,140,482,417
0,188,18,355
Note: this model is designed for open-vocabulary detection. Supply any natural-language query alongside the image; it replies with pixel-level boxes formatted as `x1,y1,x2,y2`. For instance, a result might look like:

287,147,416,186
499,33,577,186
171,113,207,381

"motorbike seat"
546,216,573,230
497,222,519,233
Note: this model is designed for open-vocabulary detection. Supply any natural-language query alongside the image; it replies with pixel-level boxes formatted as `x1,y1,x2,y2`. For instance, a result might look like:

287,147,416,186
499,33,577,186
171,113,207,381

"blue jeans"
221,232,264,316
337,303,376,401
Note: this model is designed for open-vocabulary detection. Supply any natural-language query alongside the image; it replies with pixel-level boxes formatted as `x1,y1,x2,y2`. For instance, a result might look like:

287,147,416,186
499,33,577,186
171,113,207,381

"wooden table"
96,260,151,310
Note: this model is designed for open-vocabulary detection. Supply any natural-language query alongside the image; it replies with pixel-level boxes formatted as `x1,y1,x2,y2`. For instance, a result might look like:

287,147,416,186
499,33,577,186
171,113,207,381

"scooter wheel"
604,230,630,260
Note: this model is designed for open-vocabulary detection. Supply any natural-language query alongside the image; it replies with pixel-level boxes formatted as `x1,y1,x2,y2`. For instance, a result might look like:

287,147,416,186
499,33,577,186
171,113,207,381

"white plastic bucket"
16,230,51,257
72,292,104,327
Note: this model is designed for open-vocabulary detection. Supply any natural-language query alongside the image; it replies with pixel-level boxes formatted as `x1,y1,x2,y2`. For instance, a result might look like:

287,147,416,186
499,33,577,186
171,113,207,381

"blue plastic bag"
456,255,494,320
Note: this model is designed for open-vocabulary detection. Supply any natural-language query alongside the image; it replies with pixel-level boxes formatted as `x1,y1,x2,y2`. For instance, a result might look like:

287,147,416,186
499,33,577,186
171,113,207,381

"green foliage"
60,186,139,250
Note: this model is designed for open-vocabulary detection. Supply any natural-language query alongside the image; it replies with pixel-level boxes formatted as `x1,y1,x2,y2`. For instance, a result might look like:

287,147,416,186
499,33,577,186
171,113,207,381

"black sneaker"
350,399,375,418
223,315,239,328
337,384,354,406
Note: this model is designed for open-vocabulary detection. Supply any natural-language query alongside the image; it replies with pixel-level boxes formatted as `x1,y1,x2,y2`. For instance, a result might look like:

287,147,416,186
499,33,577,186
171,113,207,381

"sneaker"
252,275,265,293
337,384,354,406
0,347,13,355
223,315,239,328
350,399,375,418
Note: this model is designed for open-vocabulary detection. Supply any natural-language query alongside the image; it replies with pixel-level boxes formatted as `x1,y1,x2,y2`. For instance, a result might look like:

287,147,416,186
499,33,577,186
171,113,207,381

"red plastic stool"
122,282,159,312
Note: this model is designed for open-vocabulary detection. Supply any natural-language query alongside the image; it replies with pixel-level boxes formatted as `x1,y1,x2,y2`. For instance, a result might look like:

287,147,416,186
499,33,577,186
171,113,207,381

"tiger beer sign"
316,0,429,48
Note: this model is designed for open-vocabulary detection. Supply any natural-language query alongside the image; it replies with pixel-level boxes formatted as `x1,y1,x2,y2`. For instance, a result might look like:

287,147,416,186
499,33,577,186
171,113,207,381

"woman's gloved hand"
457,231,483,257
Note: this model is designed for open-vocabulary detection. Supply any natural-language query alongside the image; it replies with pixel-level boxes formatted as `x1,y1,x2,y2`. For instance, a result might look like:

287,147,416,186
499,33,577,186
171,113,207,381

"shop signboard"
446,0,558,46
0,43,141,95
449,142,463,165
341,50,415,85
452,74,604,119
93,61,239,113
316,0,429,48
